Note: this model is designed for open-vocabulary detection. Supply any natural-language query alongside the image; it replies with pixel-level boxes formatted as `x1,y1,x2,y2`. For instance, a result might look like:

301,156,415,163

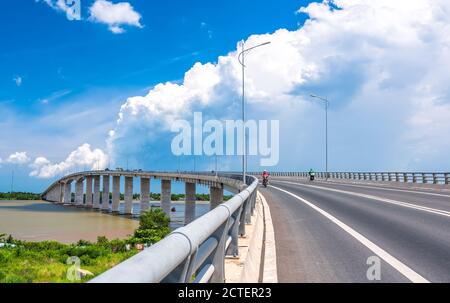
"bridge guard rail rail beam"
249,172,450,185
89,175,258,283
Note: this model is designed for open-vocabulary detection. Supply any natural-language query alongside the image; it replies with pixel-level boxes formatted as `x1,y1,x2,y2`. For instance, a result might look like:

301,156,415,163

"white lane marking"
275,180,450,218
311,180,450,198
258,192,278,283
269,185,430,283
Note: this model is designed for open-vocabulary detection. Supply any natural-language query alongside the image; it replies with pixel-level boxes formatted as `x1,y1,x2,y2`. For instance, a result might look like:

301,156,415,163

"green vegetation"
0,192,42,200
0,208,170,283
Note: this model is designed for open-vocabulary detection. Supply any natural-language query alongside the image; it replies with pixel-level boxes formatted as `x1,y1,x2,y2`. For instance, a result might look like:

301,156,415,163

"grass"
0,208,170,283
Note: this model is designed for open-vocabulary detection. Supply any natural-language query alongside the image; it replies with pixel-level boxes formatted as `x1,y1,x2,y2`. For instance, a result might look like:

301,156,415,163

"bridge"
42,170,450,283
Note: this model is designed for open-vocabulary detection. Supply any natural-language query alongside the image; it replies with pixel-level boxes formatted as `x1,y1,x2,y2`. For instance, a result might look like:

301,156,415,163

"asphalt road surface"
259,178,450,283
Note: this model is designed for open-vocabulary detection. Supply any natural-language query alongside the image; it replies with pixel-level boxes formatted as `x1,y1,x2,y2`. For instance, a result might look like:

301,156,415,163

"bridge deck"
261,177,450,282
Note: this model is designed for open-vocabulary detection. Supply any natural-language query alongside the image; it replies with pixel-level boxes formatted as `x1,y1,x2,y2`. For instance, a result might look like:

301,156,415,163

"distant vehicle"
138,169,143,172
105,168,110,171
262,176,269,188
116,167,124,171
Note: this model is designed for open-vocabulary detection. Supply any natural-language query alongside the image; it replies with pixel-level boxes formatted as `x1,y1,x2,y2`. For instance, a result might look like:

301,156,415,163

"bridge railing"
250,171,450,185
89,174,258,283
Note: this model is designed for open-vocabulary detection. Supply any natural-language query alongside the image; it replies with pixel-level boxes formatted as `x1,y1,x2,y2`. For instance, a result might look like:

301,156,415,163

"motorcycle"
262,176,269,187
309,174,315,181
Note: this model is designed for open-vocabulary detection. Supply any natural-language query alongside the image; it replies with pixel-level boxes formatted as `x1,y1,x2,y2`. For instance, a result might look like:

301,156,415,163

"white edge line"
269,184,430,283
258,191,278,283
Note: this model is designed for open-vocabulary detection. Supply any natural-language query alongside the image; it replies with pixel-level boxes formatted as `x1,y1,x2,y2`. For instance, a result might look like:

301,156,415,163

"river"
0,200,210,243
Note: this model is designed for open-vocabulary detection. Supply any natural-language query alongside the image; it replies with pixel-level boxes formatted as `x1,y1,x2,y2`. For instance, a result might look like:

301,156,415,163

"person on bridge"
262,170,270,187
308,168,315,181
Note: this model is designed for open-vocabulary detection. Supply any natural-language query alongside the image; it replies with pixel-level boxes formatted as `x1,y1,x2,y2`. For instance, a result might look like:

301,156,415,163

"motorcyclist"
308,168,315,181
262,170,270,187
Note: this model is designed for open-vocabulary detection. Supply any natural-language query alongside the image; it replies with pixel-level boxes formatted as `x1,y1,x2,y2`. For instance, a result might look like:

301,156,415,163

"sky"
1,0,450,192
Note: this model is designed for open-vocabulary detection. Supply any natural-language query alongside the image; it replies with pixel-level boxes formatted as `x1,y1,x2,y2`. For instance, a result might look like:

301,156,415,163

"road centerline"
269,184,430,283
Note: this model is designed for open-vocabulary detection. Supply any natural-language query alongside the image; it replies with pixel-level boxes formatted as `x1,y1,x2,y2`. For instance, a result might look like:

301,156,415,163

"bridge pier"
161,179,171,215
140,177,150,214
124,176,133,215
75,178,84,207
102,175,110,212
210,186,223,210
58,183,64,203
93,176,100,209
184,182,196,224
63,181,72,205
112,176,120,213
85,176,93,208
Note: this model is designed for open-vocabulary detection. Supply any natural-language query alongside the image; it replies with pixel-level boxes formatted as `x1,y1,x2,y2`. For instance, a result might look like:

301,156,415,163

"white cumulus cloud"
29,143,109,178
7,152,31,165
106,0,450,171
88,0,143,34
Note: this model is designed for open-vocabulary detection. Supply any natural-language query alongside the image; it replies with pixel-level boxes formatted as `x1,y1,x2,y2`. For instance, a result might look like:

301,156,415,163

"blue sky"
0,0,312,192
1,0,450,193
0,0,307,112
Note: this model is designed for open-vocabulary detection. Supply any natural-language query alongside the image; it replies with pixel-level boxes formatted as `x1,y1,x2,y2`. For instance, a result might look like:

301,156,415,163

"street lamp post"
238,40,271,184
310,94,329,181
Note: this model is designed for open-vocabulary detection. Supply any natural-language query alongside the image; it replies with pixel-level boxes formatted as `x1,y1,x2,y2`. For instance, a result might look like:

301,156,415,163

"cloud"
88,0,143,34
7,152,30,165
37,89,71,105
13,76,22,87
38,0,81,21
105,0,450,171
29,143,109,178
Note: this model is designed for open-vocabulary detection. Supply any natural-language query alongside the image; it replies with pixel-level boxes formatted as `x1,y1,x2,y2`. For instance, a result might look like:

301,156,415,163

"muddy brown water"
0,200,209,244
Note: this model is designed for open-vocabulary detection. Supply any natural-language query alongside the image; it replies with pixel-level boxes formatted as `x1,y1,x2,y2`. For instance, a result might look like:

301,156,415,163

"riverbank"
0,208,170,283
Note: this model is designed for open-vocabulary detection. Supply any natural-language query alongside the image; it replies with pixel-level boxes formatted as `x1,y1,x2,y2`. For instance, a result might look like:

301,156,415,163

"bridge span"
42,170,248,223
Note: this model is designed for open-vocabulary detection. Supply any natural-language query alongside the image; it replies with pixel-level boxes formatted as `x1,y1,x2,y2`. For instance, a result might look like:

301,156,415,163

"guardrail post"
422,173,427,184
412,173,417,183
209,218,230,283
250,190,257,216
226,200,244,257
445,173,449,185
388,173,392,182
432,173,438,184
403,173,407,183
243,189,253,224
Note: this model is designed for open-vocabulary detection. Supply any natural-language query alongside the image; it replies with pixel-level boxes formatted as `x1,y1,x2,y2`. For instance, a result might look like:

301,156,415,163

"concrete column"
85,176,93,207
210,186,223,210
124,176,133,215
75,179,84,206
58,183,64,203
63,181,72,204
102,175,110,211
161,179,171,215
140,177,150,214
184,182,196,224
93,176,100,209
112,176,120,213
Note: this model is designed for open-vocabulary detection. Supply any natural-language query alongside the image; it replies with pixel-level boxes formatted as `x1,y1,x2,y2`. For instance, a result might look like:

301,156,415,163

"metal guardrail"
251,171,450,185
90,174,258,283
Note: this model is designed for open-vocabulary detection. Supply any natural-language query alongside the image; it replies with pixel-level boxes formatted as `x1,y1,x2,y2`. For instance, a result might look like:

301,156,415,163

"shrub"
138,208,170,230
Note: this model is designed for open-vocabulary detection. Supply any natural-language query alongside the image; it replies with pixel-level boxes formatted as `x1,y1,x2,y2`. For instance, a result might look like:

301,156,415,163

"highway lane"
274,177,450,212
259,179,450,283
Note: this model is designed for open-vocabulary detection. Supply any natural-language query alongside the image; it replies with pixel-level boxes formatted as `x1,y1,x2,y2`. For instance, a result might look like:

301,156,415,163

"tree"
132,208,171,245
138,208,170,230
